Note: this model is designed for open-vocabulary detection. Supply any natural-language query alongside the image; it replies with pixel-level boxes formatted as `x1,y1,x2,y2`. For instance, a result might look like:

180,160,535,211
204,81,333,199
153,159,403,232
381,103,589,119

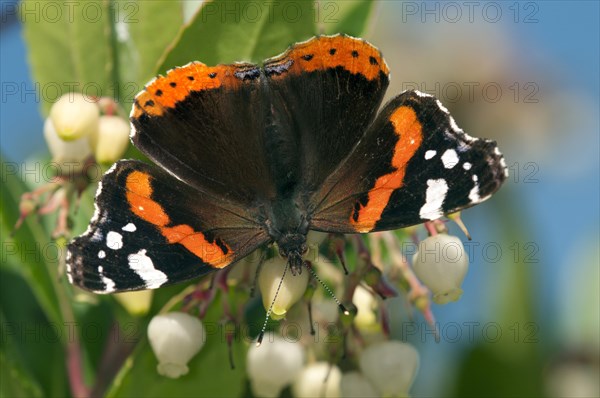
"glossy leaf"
21,0,113,114
322,0,374,36
157,0,317,72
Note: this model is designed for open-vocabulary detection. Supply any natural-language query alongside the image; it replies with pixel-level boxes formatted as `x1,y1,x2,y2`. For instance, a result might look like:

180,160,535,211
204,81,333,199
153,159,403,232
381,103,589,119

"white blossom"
258,257,309,319
292,362,341,397
412,234,469,304
340,371,378,397
359,341,419,397
247,333,305,397
147,312,205,378
49,93,99,141
94,115,131,164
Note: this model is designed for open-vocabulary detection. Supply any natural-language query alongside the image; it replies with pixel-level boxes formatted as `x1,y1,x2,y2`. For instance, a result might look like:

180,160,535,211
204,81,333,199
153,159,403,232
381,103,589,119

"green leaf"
0,273,69,398
0,155,62,326
321,1,374,36
107,296,248,398
0,352,43,398
0,309,44,398
157,0,317,72
21,0,114,114
113,0,183,106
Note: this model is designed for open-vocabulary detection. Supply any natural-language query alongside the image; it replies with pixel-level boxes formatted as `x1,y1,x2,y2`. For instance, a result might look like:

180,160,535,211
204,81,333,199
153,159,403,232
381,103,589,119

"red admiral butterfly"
67,35,507,293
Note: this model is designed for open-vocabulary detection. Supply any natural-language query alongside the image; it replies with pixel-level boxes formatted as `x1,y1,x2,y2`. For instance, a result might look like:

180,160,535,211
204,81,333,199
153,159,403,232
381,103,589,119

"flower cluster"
15,93,130,238
46,93,130,168
146,224,471,397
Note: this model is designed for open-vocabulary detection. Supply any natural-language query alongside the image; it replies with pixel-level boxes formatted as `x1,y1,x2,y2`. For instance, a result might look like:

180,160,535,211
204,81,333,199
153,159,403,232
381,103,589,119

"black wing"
309,91,508,233
262,34,390,196
67,160,269,293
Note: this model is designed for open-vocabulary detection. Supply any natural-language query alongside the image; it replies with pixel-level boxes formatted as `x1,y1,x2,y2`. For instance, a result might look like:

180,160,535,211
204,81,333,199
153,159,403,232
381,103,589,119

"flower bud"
49,93,99,141
147,312,205,378
94,115,131,164
340,372,378,398
114,290,153,316
412,234,469,304
352,285,378,330
43,118,92,170
247,333,305,397
258,257,309,319
359,341,419,397
292,362,341,398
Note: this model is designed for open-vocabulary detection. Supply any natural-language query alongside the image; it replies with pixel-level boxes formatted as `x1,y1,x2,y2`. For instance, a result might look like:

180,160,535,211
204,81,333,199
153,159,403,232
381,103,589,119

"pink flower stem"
380,232,438,335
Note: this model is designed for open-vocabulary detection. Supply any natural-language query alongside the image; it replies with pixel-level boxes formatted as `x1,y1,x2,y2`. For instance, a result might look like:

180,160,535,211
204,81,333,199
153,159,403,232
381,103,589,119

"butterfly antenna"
304,261,350,315
256,261,289,347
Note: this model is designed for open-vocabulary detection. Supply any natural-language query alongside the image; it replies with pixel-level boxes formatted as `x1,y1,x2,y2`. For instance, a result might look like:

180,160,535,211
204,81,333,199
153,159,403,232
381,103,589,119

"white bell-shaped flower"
352,285,378,330
292,362,341,397
246,333,305,397
359,341,419,397
340,371,378,397
258,257,309,319
49,93,99,141
94,115,131,164
147,312,206,378
412,234,469,304
43,118,91,171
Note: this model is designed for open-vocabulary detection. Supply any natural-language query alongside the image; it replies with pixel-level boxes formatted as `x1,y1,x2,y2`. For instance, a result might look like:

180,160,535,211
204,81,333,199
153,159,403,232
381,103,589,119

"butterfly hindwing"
309,90,508,233
67,160,270,293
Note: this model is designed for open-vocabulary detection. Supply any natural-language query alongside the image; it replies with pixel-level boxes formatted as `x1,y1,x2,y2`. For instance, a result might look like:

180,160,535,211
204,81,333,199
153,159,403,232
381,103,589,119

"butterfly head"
277,233,308,276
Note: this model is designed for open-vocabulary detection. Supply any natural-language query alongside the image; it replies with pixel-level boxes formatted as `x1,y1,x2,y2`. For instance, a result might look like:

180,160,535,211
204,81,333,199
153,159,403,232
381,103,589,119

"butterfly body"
67,35,507,293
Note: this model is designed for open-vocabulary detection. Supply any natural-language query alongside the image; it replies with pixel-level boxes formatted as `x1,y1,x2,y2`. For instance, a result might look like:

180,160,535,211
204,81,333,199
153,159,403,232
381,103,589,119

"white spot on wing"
441,149,459,169
420,179,449,220
463,162,472,170
128,249,167,289
101,275,116,293
469,175,481,203
98,250,106,259
106,231,123,250
122,223,137,232
425,150,437,160
415,90,433,98
96,264,116,292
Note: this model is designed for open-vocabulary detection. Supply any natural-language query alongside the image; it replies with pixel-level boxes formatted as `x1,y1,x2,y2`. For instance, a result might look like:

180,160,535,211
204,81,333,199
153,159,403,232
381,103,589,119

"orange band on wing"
265,35,389,81
161,225,231,268
132,63,256,118
126,171,170,227
351,107,423,232
124,171,232,267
